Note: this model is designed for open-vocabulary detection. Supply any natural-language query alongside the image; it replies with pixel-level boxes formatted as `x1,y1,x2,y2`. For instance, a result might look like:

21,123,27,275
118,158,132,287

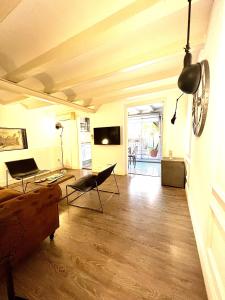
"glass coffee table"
34,172,75,186
33,172,75,200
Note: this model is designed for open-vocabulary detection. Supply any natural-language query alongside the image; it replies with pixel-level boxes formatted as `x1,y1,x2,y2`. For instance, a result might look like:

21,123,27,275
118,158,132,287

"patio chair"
66,164,119,213
128,146,137,168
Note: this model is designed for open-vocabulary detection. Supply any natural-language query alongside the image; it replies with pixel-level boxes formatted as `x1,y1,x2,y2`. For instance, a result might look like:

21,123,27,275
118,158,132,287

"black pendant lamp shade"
178,0,201,94
178,54,201,94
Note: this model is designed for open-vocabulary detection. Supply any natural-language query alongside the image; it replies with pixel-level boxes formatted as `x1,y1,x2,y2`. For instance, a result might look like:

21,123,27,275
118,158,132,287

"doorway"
127,104,163,176
80,117,92,169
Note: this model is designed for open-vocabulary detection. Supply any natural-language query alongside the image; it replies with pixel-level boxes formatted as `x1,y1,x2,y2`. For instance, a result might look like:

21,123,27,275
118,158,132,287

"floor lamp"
55,122,64,171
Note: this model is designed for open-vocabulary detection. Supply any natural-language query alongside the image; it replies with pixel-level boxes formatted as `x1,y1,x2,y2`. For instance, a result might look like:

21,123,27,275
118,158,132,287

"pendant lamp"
178,0,201,94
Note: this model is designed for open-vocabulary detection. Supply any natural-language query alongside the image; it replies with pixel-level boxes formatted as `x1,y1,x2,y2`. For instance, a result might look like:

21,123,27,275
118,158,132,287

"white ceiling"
0,0,213,111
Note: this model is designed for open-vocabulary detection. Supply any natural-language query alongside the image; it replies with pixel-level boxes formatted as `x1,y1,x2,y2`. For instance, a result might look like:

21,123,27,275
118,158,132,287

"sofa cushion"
0,189,22,203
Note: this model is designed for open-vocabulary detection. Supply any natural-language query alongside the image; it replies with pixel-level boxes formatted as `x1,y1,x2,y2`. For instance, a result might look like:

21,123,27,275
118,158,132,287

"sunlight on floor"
128,161,161,177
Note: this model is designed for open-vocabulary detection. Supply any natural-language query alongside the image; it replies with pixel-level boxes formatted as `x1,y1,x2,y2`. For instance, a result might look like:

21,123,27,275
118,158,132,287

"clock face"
192,60,210,137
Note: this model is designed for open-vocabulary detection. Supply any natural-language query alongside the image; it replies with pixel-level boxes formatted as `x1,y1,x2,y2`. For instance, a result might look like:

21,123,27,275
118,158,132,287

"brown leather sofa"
0,184,62,268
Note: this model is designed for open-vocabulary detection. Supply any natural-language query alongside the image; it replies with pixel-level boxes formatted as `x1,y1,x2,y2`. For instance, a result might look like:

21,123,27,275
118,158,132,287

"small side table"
161,157,185,188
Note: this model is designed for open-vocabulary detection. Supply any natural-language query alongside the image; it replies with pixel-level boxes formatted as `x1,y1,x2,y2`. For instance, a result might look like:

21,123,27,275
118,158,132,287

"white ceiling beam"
92,83,177,106
0,95,28,105
75,67,180,99
0,0,22,23
6,0,159,81
53,40,203,91
0,79,95,113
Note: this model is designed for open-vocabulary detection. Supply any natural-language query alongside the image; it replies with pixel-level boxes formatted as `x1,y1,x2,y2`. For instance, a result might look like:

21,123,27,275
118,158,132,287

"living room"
1,0,225,299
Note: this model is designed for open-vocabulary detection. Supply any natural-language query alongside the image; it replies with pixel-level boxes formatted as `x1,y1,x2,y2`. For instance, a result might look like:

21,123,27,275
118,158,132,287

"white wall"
91,89,188,175
162,90,188,158
185,1,225,299
91,101,126,175
0,103,92,186
0,90,188,181
0,104,61,186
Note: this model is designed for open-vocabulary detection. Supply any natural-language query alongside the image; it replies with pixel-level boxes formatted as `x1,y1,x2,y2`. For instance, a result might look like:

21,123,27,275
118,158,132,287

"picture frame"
0,127,28,151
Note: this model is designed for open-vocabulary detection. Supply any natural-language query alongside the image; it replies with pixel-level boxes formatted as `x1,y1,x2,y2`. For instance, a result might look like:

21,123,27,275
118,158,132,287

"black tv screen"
94,126,120,145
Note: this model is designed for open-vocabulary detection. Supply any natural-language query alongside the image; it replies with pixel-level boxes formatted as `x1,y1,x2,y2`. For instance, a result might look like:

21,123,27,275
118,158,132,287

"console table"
161,157,185,188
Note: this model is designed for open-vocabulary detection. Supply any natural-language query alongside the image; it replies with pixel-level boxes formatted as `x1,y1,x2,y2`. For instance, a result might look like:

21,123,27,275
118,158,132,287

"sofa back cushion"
0,189,22,203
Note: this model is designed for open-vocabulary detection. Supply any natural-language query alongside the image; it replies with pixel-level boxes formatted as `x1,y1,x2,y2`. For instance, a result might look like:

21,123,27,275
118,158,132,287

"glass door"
128,114,162,162
128,112,162,176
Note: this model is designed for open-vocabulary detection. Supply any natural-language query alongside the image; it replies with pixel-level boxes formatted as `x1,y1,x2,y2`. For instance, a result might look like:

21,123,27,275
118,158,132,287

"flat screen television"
94,126,120,145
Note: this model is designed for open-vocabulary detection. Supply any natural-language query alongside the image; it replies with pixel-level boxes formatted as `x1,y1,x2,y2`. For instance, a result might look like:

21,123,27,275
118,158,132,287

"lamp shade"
55,122,63,129
178,62,201,94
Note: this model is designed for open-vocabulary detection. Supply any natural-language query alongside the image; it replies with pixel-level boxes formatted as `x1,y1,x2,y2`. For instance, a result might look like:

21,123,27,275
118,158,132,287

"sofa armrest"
0,184,62,266
0,184,62,222
0,189,22,204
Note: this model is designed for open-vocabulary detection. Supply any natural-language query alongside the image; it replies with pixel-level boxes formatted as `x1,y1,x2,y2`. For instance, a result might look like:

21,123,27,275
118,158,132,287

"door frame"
124,98,165,175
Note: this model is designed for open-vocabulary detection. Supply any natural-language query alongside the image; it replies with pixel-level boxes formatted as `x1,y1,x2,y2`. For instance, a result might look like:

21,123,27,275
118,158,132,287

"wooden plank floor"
1,170,207,300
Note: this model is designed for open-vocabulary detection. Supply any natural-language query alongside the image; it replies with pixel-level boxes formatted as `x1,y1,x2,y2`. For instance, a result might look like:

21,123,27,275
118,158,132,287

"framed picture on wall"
0,127,28,151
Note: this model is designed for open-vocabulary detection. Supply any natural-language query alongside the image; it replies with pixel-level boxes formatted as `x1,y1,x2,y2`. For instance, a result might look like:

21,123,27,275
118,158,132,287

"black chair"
66,164,119,213
128,146,137,168
5,158,47,193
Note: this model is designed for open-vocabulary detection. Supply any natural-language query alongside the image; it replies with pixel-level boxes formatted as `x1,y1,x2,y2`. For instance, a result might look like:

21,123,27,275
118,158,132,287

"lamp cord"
171,93,184,124
175,93,184,110
185,0,192,53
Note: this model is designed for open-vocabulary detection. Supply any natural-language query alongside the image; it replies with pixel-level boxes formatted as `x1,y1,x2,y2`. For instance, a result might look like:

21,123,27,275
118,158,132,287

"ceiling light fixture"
177,0,201,94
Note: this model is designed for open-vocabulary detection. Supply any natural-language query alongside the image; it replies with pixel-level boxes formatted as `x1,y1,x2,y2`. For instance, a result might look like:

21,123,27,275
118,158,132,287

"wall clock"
192,60,210,137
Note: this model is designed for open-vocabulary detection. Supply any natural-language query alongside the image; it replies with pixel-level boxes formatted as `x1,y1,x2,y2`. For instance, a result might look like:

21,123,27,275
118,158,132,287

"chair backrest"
132,145,138,155
128,146,132,155
96,164,116,186
5,158,39,178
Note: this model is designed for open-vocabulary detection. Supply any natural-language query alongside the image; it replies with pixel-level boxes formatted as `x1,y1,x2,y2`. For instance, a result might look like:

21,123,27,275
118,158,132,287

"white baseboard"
185,185,221,300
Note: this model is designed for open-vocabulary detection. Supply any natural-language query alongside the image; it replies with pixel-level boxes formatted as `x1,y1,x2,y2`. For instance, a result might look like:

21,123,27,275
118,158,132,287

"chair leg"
66,186,78,204
66,185,69,204
112,170,120,194
21,178,25,193
95,184,103,213
96,171,120,195
6,170,9,188
133,156,136,168
66,186,103,213
21,178,29,193
50,232,55,241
